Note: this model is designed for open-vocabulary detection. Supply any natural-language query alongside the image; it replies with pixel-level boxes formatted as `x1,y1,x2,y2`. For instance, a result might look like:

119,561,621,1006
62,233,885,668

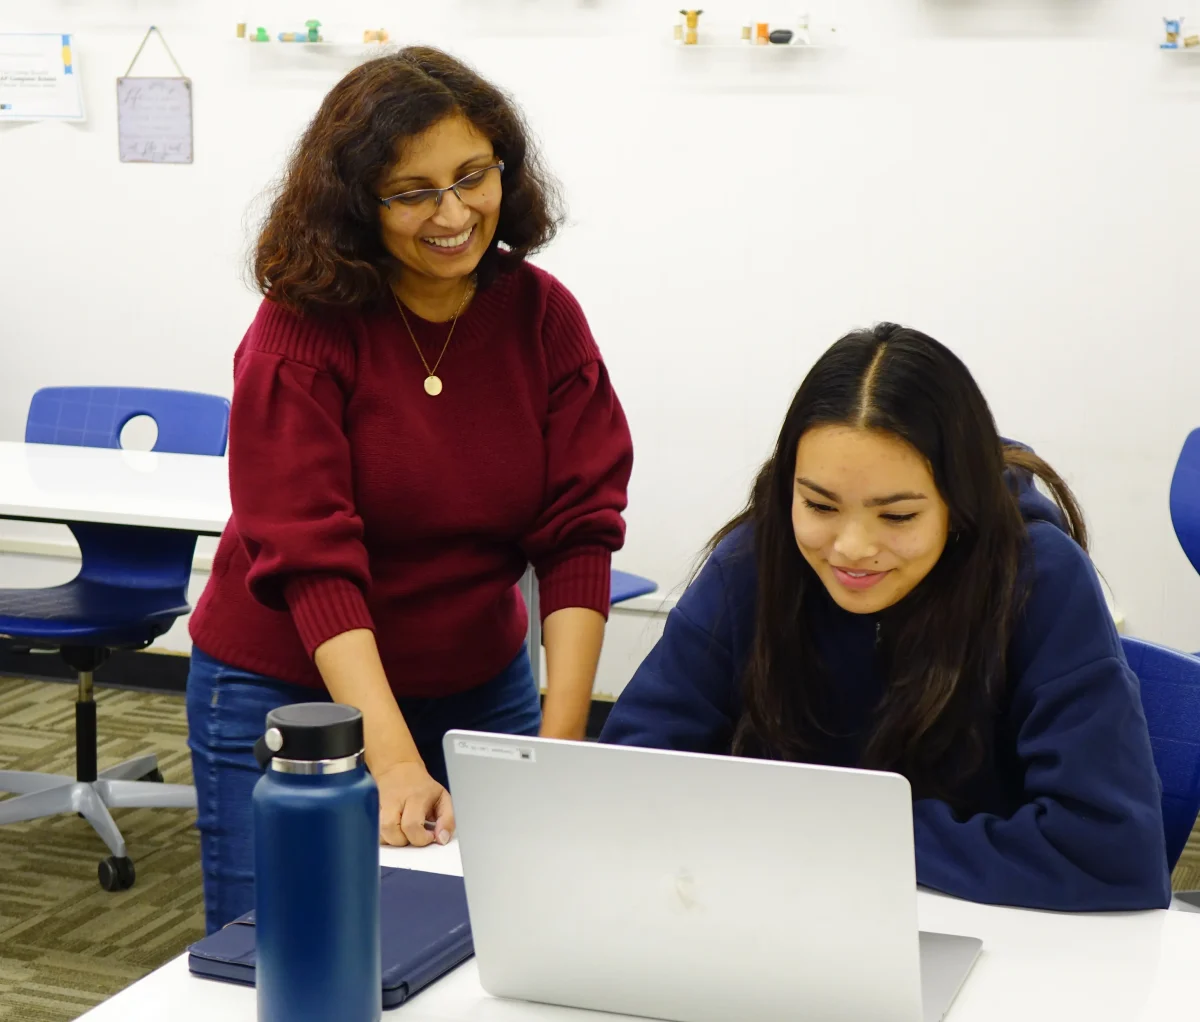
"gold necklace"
391,278,475,397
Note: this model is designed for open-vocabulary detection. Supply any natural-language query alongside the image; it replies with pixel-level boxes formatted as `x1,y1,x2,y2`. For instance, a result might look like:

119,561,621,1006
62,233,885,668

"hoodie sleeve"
599,535,752,752
913,522,1171,911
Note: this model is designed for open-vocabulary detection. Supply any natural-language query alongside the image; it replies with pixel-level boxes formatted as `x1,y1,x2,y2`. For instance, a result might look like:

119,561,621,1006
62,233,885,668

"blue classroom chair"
0,387,229,891
1121,636,1200,908
611,570,658,606
1170,428,1200,580
1170,431,1200,644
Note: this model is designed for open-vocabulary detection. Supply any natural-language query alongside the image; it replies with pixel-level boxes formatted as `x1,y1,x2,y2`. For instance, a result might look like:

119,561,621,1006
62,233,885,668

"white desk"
76,841,1200,1022
0,440,230,536
0,439,560,689
6,438,1188,1020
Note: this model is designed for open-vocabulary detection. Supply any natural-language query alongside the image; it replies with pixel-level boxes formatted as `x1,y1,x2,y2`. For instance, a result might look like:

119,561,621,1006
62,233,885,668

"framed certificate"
0,33,86,121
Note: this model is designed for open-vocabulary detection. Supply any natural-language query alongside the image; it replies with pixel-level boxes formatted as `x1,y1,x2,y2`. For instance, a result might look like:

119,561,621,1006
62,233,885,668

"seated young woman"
600,323,1171,912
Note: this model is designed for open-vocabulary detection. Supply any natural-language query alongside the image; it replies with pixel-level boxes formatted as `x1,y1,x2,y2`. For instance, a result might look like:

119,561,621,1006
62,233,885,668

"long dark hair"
717,324,1086,800
255,46,562,313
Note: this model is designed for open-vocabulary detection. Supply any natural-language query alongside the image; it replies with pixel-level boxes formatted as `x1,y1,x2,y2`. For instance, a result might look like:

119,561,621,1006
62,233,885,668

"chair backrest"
26,386,230,456
1170,428,1200,577
25,387,231,599
1122,636,1200,869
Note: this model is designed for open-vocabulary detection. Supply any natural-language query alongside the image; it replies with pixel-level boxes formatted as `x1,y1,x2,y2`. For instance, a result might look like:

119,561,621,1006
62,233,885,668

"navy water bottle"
252,703,381,1022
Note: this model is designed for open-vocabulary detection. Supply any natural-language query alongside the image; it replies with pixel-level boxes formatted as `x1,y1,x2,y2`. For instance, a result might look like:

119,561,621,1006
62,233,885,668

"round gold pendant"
423,375,443,396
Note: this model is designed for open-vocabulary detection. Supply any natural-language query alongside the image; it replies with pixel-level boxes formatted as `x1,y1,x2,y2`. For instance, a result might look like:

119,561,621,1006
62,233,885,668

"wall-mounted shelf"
673,42,835,51
241,42,391,53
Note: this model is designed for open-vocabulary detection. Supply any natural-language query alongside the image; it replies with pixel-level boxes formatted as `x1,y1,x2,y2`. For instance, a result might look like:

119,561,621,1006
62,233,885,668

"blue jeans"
186,644,541,934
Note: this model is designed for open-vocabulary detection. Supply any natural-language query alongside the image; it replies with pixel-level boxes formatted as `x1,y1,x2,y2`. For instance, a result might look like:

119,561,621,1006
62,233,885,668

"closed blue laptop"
187,867,473,1009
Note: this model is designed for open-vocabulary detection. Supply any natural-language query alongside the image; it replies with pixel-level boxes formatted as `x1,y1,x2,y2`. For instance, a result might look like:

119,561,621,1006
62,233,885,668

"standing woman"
187,47,632,933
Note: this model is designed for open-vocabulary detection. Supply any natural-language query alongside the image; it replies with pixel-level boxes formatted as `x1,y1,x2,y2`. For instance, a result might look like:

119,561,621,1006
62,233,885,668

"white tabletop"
76,841,1200,1022
0,440,230,535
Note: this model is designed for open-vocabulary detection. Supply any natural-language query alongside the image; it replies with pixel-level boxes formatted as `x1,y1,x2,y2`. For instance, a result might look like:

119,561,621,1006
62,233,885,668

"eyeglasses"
378,161,505,215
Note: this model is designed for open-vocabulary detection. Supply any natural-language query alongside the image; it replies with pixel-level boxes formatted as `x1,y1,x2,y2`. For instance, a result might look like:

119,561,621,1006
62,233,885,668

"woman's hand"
312,630,453,847
375,761,455,847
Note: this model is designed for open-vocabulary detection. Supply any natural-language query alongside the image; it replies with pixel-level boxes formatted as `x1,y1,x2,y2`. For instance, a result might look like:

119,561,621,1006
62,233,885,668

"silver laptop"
445,732,982,1022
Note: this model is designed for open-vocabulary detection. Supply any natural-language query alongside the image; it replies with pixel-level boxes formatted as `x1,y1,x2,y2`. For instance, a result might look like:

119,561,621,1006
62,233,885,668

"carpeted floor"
0,677,204,1021
1,674,1199,1021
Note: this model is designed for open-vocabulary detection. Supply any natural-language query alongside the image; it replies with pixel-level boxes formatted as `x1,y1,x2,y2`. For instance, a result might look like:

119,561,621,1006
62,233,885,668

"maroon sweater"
189,263,633,697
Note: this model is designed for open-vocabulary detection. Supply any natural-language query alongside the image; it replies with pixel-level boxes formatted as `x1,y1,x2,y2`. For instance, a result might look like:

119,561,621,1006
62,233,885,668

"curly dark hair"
254,46,563,312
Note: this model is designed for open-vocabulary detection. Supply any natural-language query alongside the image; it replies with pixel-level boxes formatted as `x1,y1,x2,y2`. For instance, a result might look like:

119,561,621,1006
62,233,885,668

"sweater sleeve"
521,281,633,620
599,542,746,752
913,523,1171,911
228,301,375,656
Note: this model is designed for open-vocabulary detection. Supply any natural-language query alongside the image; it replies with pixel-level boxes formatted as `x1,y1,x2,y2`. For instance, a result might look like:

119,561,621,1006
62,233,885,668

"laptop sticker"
452,738,536,763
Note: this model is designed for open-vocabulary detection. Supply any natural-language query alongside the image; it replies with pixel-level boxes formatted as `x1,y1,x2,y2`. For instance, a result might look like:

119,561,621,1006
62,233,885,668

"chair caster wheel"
98,855,136,892
139,768,165,783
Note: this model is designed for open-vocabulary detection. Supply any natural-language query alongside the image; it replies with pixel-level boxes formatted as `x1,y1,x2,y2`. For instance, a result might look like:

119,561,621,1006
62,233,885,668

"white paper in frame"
116,26,193,164
0,33,86,122
117,76,193,163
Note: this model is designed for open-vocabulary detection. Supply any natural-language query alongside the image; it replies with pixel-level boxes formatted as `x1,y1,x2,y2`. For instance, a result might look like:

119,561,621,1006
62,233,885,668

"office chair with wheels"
0,387,229,891
1121,636,1200,908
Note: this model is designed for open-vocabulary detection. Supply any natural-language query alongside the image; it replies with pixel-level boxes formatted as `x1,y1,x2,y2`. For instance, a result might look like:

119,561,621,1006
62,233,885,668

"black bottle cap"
254,703,364,767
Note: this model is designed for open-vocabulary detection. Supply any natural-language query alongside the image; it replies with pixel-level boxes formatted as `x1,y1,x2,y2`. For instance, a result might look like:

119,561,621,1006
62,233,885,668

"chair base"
0,754,196,889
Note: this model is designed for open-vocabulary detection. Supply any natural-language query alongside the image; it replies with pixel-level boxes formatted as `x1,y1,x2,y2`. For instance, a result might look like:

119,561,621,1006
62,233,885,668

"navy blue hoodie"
600,481,1172,912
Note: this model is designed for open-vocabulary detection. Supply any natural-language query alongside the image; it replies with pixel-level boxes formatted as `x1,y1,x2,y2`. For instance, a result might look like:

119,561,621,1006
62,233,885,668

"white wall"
2,0,1199,668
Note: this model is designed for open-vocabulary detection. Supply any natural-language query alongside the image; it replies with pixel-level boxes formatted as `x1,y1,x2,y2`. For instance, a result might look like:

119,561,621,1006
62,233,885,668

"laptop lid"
445,732,926,1022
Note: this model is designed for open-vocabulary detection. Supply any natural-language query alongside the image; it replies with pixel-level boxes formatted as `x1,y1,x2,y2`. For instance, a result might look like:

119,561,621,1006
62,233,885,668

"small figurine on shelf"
794,13,812,46
279,20,323,43
364,28,389,44
680,10,703,45
1162,17,1184,48
252,26,270,42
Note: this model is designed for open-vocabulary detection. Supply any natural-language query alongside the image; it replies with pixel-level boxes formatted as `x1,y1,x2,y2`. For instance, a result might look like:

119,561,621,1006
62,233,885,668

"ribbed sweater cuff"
537,546,613,620
284,575,375,657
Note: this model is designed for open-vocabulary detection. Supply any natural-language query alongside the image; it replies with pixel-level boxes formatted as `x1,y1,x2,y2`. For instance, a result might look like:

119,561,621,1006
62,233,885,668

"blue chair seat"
611,570,657,605
0,518,202,650
0,580,189,646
